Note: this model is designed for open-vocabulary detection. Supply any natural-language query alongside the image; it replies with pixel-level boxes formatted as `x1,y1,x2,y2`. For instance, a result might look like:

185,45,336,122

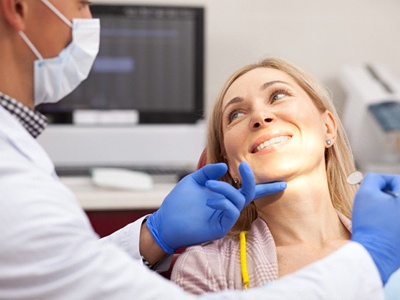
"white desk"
61,176,176,210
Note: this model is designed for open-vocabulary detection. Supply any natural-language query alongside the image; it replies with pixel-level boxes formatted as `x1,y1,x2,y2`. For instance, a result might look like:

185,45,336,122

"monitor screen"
37,4,205,124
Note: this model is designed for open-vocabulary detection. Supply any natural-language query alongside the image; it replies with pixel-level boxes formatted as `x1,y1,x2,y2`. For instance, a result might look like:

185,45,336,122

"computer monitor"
38,4,204,124
37,4,206,175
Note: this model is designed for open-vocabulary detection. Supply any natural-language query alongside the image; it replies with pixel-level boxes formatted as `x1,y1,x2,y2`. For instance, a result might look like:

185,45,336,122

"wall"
93,0,400,116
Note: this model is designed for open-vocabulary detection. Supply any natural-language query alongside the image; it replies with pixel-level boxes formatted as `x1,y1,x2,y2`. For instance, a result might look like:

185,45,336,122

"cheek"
284,105,310,123
223,130,245,171
224,134,240,160
286,105,326,138
296,116,328,159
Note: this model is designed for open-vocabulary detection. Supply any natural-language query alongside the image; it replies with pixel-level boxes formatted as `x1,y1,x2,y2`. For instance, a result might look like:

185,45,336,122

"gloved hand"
146,162,286,254
351,172,400,284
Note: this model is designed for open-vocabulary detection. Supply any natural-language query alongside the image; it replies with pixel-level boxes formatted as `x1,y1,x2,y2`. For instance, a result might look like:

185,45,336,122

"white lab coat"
0,105,384,300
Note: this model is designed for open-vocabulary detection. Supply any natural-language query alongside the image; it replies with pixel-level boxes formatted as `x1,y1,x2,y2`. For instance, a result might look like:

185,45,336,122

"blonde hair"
207,57,357,235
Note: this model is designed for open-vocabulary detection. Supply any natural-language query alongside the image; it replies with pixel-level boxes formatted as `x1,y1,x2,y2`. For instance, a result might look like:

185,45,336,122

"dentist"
0,0,400,299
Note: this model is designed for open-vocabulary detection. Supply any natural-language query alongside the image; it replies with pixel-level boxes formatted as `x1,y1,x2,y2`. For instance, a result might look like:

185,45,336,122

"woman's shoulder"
179,234,240,262
171,236,242,294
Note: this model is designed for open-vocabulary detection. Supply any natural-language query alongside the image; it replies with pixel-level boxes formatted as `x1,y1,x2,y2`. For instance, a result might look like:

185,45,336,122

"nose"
253,118,273,128
251,111,274,129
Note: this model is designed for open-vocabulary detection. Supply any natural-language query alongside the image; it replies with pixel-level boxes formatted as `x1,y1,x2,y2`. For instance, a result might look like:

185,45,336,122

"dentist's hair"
206,57,356,235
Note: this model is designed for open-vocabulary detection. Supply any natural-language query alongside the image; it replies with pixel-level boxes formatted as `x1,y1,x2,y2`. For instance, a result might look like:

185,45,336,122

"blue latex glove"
351,172,400,284
146,162,286,254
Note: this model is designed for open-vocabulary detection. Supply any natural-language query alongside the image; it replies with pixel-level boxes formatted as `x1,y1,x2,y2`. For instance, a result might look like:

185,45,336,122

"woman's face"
221,67,335,184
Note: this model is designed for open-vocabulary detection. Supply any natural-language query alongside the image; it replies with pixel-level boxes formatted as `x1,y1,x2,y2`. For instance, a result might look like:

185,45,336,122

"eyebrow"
222,80,290,114
260,80,289,91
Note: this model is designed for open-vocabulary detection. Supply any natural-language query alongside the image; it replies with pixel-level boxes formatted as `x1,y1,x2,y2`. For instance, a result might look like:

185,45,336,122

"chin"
255,174,283,184
254,166,294,184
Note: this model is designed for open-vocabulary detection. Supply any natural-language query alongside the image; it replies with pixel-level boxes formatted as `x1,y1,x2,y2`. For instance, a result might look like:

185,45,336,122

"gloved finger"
191,163,228,186
206,180,287,210
381,173,400,195
237,161,256,203
238,161,286,204
206,198,240,222
362,173,400,196
206,180,246,210
255,182,287,199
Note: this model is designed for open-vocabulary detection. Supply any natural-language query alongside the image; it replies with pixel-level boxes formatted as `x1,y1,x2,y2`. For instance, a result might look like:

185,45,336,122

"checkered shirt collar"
0,92,47,138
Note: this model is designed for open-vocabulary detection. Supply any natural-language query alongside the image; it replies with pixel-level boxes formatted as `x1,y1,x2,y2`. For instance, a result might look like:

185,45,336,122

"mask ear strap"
41,0,73,28
18,31,43,60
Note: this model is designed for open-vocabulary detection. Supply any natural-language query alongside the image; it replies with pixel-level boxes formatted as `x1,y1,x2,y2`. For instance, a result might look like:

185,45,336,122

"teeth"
255,136,290,152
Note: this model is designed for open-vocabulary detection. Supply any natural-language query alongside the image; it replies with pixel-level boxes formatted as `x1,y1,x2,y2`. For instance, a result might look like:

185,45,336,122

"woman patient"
171,57,357,294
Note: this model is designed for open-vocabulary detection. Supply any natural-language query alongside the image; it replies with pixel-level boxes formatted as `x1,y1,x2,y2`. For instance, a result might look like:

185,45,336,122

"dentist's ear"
1,0,28,31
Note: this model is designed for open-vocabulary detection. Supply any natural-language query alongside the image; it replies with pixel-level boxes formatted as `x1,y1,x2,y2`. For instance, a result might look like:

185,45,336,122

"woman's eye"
272,92,287,102
229,111,245,122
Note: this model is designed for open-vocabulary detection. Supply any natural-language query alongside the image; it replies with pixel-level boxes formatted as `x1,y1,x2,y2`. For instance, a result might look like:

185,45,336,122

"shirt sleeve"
100,215,147,262
100,215,173,272
385,268,400,300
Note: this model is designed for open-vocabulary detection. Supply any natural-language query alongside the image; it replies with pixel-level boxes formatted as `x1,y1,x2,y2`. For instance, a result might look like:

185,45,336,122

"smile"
253,136,290,153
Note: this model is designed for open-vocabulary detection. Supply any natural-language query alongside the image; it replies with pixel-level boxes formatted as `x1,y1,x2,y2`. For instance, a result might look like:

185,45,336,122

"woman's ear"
1,0,28,31
324,110,337,145
224,158,239,183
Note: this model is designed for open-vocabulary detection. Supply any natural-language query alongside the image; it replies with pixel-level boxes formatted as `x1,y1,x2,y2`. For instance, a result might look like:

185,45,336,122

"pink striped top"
171,213,351,295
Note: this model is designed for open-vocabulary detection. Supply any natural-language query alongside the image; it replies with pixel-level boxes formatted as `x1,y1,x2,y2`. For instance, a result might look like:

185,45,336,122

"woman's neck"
255,173,350,247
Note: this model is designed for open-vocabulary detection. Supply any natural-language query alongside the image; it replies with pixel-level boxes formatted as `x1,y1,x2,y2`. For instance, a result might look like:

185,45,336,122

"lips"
251,134,292,153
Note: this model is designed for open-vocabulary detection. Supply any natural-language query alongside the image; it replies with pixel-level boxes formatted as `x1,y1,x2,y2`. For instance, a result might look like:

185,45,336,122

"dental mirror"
346,171,364,185
347,171,400,197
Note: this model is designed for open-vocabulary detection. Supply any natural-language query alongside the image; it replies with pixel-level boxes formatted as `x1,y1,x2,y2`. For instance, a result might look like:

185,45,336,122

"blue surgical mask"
18,0,100,106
